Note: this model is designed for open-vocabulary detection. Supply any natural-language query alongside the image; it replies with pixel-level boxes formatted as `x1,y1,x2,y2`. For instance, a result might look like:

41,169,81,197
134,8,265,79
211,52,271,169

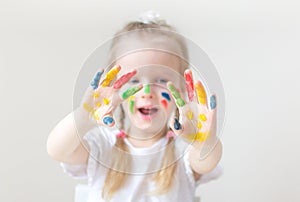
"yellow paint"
197,121,202,129
101,66,120,87
103,98,110,105
91,110,100,120
95,102,101,107
93,92,100,98
186,110,194,120
185,132,209,143
199,114,207,121
83,103,92,112
195,82,207,105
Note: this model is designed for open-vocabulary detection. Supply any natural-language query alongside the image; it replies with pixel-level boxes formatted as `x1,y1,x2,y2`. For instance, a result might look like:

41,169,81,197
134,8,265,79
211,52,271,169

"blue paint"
91,71,103,90
161,92,171,102
103,116,114,125
210,95,217,109
174,118,181,130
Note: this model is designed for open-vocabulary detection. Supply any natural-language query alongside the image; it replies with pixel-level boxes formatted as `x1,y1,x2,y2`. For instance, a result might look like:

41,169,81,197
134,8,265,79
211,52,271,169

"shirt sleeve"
60,127,116,183
183,148,223,187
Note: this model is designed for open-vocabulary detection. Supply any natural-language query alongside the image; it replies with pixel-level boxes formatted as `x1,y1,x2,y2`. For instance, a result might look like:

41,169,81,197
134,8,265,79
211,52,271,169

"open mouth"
138,107,158,116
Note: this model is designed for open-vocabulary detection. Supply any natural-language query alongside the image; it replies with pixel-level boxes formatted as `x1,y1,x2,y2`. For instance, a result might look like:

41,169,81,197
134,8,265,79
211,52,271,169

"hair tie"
166,130,176,139
116,130,127,139
138,10,166,25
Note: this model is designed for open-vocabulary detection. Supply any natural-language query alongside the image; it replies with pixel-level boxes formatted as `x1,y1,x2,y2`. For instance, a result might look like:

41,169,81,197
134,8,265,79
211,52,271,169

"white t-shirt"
61,127,222,202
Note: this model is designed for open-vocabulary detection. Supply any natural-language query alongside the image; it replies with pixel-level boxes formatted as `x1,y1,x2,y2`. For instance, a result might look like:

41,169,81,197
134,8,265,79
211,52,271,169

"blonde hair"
102,21,188,201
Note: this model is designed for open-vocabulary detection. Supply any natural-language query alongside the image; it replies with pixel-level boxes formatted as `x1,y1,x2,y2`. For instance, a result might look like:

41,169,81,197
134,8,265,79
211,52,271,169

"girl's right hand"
78,65,142,127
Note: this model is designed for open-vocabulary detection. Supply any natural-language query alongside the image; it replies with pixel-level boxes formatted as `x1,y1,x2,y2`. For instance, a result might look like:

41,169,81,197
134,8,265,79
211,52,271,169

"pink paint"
161,99,168,109
113,70,137,89
184,70,195,101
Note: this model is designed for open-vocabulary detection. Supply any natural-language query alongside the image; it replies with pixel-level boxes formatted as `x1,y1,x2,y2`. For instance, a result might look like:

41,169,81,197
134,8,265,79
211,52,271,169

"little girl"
47,12,223,202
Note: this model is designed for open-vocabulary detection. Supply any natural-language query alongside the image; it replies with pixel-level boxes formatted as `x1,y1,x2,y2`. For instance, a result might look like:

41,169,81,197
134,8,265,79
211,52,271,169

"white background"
1,0,299,201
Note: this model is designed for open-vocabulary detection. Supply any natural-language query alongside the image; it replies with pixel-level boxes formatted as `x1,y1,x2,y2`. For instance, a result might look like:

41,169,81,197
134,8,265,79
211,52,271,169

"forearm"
188,138,222,174
47,108,95,162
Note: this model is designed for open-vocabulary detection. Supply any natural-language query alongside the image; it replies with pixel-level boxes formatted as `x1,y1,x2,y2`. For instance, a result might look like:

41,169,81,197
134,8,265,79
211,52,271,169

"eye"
129,78,140,84
156,78,168,84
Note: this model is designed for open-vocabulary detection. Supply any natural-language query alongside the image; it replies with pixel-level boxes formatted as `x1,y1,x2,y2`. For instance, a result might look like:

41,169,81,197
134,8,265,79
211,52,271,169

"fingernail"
103,116,114,126
210,95,217,109
174,118,181,130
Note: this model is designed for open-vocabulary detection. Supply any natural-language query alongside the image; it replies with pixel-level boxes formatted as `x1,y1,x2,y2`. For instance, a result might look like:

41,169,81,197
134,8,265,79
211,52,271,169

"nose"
141,84,155,99
141,94,154,99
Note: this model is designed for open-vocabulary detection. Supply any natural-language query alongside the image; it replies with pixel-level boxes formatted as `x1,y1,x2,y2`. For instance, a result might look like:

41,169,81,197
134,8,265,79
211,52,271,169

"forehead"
116,50,182,74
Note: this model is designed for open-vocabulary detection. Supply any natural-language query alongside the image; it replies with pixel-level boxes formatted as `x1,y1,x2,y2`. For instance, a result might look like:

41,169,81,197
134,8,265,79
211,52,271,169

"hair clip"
116,130,127,139
138,10,166,25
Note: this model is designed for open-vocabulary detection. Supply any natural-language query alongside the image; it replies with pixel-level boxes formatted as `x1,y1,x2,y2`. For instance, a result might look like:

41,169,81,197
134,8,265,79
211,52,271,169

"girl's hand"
79,65,142,127
167,69,217,145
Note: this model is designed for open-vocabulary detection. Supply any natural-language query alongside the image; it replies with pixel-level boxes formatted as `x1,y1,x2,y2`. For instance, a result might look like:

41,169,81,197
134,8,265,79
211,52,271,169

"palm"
168,69,217,143
81,65,142,126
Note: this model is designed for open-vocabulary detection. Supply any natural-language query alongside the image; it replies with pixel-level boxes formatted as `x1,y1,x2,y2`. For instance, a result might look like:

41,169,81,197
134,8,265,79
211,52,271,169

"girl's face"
117,50,184,135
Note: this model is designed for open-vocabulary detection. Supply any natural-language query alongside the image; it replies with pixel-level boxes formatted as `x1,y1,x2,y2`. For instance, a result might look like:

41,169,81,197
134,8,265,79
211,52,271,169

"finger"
90,70,104,90
113,69,137,90
184,69,195,102
209,94,217,110
101,65,121,87
102,113,115,127
194,80,207,107
169,117,183,135
167,82,186,107
121,84,143,100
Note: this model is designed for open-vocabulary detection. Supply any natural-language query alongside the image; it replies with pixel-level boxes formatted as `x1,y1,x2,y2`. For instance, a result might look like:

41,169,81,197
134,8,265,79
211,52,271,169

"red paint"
184,70,195,101
113,70,137,89
161,99,168,109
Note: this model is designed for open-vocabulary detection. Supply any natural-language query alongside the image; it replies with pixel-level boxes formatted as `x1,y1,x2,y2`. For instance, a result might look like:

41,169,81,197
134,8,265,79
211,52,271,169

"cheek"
160,92,174,111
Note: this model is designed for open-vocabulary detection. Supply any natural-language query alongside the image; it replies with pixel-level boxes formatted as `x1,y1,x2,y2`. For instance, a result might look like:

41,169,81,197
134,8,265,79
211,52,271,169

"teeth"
139,108,158,115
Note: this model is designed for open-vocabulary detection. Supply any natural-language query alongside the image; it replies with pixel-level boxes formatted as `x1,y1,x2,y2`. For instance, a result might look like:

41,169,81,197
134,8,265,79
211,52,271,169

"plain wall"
1,0,299,201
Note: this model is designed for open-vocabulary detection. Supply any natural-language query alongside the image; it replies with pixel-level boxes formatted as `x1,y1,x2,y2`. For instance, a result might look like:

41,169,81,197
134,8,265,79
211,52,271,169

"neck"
127,127,167,148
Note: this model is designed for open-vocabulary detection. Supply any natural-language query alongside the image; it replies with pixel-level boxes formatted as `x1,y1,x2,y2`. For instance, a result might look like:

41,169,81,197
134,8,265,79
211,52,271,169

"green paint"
144,84,150,94
122,86,141,100
176,98,186,107
129,100,135,114
168,83,181,99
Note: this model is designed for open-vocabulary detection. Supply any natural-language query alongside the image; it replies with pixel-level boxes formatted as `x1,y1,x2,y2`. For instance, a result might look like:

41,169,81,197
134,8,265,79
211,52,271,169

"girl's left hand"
167,69,217,145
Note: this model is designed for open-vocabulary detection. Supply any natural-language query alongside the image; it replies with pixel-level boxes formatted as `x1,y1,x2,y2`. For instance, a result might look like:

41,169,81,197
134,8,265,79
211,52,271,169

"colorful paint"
186,110,194,120
184,70,195,101
161,92,171,101
113,70,137,90
167,83,186,107
129,99,135,114
195,81,207,105
210,95,217,109
102,65,121,87
199,114,207,121
103,98,110,105
103,116,114,125
122,84,143,100
91,70,103,90
161,99,168,109
144,84,150,94
93,92,100,98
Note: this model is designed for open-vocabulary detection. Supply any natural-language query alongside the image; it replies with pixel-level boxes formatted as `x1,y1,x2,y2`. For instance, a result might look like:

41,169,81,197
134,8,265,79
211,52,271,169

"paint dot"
103,98,110,105
161,92,171,101
199,114,207,121
186,110,194,120
197,121,202,129
93,92,100,98
161,99,168,109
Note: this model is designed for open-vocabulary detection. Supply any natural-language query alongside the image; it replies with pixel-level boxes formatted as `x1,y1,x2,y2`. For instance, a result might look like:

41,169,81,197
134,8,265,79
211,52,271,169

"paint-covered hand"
79,65,142,127
167,69,217,144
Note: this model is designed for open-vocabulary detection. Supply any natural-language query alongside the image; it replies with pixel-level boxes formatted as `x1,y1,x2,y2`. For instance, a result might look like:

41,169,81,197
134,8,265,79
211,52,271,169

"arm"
189,138,222,175
47,66,141,165
47,108,93,165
